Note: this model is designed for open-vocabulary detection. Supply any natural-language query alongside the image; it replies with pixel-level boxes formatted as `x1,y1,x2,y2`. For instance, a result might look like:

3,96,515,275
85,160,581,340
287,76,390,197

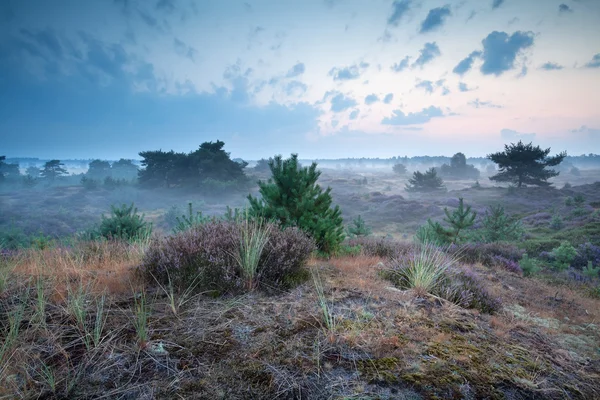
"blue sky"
1,0,599,160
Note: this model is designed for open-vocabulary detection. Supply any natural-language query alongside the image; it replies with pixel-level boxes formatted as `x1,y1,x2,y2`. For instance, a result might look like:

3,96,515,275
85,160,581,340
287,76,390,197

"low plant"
346,215,372,238
478,204,523,243
519,254,542,277
133,289,149,348
310,267,336,333
550,214,563,230
582,261,599,280
573,194,586,207
232,214,272,291
173,202,210,233
572,242,600,269
490,255,523,275
551,241,578,271
98,203,152,241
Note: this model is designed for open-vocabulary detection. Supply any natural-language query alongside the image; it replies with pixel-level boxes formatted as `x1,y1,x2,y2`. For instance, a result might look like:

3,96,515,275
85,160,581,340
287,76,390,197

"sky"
1,0,599,160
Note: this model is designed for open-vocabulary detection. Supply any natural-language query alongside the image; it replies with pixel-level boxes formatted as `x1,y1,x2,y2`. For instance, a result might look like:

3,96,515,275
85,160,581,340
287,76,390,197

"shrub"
81,176,99,190
347,236,411,258
415,198,476,245
565,197,574,207
392,163,407,175
550,214,563,230
140,221,314,294
573,194,586,207
98,203,152,241
551,241,577,270
172,202,210,233
572,243,600,270
233,216,272,291
415,219,451,246
346,215,372,238
519,239,561,256
248,154,344,254
384,244,500,313
478,205,523,243
519,254,542,277
489,255,522,275
582,261,599,280
448,242,524,267
405,168,445,192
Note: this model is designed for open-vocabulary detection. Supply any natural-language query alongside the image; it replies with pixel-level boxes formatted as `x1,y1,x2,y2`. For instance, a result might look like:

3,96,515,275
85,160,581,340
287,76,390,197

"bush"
519,254,542,277
346,215,372,237
550,214,563,230
392,163,407,175
405,168,445,192
478,205,523,242
347,236,411,258
98,203,152,241
572,242,600,270
448,242,524,267
489,255,522,275
551,241,578,270
519,239,562,256
384,245,500,314
248,154,344,254
140,221,314,294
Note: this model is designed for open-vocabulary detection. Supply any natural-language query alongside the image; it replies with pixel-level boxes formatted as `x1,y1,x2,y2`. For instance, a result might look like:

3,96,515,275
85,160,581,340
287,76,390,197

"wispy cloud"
388,0,412,26
419,6,452,34
539,62,563,71
412,42,441,68
382,106,444,125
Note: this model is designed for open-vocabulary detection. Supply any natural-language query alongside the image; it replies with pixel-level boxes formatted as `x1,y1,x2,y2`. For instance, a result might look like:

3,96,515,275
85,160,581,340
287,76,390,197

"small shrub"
565,197,574,207
346,215,372,238
173,202,210,233
519,239,562,256
520,254,542,277
141,220,314,294
572,242,600,270
81,176,99,190
347,236,410,258
98,203,152,241
334,244,362,257
478,205,523,242
449,242,524,267
573,194,586,207
405,168,445,192
563,182,572,189
490,255,523,275
443,268,502,314
582,261,599,280
551,241,577,270
550,214,563,230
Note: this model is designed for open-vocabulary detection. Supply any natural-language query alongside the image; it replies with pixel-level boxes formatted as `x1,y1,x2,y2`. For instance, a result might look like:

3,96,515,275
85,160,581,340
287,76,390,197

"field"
1,164,600,399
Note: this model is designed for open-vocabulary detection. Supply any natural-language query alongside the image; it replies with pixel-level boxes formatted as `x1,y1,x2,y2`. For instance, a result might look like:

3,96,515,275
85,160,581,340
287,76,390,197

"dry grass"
1,244,599,399
10,240,145,300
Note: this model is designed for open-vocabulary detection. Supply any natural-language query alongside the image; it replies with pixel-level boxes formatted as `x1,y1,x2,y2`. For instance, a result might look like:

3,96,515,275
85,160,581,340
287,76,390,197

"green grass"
232,213,271,291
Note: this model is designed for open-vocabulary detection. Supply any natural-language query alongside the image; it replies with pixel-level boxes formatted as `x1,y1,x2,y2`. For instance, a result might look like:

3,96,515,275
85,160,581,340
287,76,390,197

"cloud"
391,56,410,72
584,53,600,68
349,109,359,120
501,128,536,142
388,0,412,26
381,106,444,125
558,4,573,13
173,38,197,62
479,31,535,76
330,93,357,112
365,94,379,105
539,62,563,71
452,51,482,75
412,42,441,68
469,98,502,108
492,0,504,9
383,93,394,104
19,28,64,59
156,0,176,13
328,63,368,80
78,33,129,82
466,10,476,22
415,80,434,93
285,80,307,96
286,62,305,78
458,82,471,92
419,6,452,34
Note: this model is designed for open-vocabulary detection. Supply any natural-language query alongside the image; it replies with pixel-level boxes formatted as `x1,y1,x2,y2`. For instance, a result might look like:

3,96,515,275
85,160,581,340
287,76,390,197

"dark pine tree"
487,141,566,187
405,167,445,192
248,154,345,254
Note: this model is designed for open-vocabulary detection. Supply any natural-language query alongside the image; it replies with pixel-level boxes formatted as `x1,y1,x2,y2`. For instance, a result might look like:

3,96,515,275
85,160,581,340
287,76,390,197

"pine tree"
487,141,566,187
442,197,477,244
41,160,68,181
347,215,372,237
405,167,445,192
248,154,344,254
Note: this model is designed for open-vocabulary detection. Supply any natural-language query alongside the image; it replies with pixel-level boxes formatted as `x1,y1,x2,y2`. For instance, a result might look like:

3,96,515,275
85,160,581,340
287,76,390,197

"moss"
357,357,400,384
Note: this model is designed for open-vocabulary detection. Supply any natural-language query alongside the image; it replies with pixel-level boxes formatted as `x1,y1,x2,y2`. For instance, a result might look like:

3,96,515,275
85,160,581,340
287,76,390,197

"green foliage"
334,244,362,257
22,175,39,188
573,194,586,208
565,196,574,207
415,219,451,246
582,261,599,280
442,198,477,244
138,140,247,188
347,215,372,238
479,205,523,242
551,241,577,271
392,163,407,175
233,214,272,291
248,154,345,254
519,238,562,256
80,176,99,190
173,203,209,233
487,140,566,187
41,160,68,181
550,214,563,231
25,165,40,178
98,203,152,241
519,254,541,277
405,167,445,192
0,225,30,249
